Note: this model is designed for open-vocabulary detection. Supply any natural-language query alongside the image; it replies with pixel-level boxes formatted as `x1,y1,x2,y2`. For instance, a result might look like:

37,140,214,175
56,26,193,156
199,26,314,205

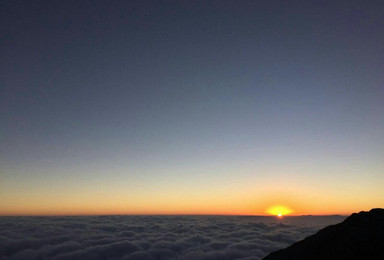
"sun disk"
266,205,293,217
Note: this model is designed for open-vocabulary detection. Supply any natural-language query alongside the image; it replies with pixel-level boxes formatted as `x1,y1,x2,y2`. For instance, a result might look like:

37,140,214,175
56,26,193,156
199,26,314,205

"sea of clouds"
0,215,345,260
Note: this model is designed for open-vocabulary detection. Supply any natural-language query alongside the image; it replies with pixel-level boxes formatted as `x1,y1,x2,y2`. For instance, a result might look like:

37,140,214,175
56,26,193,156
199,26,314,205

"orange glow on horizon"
1,177,381,216
266,205,294,217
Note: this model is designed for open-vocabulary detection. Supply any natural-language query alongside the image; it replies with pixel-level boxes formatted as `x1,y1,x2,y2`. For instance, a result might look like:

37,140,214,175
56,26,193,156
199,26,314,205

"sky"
1,0,383,216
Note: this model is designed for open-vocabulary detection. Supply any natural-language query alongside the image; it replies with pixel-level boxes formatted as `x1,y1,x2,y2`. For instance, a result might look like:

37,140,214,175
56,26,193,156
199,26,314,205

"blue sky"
1,0,383,215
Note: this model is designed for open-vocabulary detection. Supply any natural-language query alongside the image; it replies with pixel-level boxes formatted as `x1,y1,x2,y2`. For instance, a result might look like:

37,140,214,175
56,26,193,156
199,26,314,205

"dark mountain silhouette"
263,208,384,260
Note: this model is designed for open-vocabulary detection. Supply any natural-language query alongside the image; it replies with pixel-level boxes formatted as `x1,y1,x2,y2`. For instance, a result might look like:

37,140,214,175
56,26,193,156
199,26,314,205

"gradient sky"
1,0,384,216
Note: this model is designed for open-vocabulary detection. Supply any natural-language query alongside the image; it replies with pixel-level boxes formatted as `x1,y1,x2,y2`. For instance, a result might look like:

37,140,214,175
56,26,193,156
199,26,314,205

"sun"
266,205,293,218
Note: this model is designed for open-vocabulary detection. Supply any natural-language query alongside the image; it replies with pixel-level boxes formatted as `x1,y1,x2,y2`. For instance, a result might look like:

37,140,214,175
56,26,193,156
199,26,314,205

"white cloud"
0,215,345,260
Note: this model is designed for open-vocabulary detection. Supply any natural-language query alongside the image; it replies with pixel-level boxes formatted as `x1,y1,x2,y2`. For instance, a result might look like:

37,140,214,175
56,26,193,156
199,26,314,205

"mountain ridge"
263,208,384,260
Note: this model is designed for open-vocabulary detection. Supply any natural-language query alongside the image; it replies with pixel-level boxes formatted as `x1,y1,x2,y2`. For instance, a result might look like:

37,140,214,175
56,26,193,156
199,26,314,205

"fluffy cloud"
0,215,344,260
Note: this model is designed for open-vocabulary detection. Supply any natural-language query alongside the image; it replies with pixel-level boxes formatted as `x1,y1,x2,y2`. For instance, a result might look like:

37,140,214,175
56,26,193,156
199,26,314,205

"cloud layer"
0,215,344,260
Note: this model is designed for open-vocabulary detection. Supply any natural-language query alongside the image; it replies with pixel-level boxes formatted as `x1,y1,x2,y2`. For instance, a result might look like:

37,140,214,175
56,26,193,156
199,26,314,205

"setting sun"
266,205,294,217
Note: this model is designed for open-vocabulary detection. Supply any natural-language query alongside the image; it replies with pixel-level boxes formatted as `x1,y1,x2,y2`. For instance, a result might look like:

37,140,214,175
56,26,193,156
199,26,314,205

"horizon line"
0,213,349,217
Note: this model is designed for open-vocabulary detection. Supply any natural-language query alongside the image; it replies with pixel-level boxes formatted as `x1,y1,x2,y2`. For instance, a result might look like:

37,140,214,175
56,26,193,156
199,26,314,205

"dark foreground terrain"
264,208,384,260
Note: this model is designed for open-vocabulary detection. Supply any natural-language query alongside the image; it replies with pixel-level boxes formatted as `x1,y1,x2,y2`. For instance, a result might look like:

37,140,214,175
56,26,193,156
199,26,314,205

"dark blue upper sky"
1,0,383,215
